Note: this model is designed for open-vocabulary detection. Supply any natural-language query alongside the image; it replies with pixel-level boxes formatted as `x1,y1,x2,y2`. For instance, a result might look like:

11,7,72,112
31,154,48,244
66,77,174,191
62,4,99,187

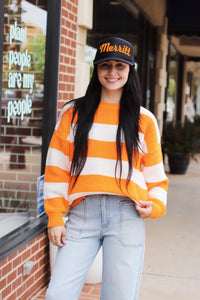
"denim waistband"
84,194,131,201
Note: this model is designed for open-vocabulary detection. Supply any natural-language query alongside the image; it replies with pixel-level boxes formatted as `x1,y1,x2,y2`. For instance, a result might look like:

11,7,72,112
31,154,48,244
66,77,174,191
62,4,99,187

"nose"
108,65,117,75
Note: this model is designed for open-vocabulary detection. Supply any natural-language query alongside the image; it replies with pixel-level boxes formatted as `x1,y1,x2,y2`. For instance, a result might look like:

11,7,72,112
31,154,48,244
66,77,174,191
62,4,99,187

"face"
97,60,130,93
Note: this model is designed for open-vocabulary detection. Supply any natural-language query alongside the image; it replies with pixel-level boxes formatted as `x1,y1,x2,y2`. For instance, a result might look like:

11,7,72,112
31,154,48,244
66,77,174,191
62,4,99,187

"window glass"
166,44,177,122
85,45,96,79
0,0,47,238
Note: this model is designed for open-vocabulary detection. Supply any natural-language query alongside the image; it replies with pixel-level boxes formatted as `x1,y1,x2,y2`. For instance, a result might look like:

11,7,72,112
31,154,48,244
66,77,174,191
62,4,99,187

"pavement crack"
143,272,200,281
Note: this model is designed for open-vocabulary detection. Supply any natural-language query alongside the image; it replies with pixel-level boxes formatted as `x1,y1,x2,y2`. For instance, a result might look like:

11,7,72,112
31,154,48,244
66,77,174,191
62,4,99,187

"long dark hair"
70,65,142,187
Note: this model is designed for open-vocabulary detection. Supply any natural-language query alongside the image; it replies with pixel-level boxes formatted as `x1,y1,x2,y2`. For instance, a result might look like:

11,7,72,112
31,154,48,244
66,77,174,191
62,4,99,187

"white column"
154,18,168,133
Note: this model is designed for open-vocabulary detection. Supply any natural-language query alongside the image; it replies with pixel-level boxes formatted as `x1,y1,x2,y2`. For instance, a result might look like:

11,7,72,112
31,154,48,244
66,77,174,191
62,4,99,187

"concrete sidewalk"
139,155,200,300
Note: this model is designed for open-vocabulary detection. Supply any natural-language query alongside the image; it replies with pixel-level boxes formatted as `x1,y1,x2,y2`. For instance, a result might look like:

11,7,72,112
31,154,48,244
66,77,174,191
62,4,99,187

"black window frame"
41,0,62,174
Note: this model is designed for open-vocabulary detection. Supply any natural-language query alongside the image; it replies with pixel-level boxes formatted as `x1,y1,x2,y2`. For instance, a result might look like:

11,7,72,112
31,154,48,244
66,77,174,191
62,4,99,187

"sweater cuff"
146,198,166,219
47,213,65,228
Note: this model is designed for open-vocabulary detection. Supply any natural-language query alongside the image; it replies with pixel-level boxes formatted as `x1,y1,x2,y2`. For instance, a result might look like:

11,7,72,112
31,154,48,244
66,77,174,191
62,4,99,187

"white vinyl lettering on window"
7,94,32,123
7,20,34,123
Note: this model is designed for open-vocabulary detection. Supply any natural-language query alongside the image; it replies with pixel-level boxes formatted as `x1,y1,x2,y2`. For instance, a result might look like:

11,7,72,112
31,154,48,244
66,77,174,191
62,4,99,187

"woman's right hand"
48,226,66,247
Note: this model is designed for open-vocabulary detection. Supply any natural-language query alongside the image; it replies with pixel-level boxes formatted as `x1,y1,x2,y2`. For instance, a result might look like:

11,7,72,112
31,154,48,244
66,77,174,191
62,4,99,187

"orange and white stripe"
44,101,168,227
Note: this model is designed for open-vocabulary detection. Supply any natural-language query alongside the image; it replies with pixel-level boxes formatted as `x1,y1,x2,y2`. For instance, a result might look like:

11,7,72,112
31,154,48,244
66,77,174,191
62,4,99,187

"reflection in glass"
0,0,47,236
166,46,177,122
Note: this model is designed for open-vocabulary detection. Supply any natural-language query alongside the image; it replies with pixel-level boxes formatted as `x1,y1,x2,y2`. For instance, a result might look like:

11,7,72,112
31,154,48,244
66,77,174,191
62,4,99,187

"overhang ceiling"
171,36,200,59
87,0,138,48
167,0,200,36
87,0,200,59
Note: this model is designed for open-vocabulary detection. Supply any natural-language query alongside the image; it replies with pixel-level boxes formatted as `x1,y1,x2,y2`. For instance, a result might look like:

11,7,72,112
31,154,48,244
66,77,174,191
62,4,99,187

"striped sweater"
44,101,168,227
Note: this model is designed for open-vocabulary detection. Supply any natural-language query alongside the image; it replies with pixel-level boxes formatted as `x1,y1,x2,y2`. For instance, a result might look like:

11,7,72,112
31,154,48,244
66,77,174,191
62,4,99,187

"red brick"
68,12,74,21
59,73,64,81
21,287,32,300
39,237,47,248
7,291,17,300
81,285,93,294
0,257,7,268
31,276,46,294
70,60,76,67
0,278,6,290
72,5,77,14
13,255,22,268
61,18,65,26
2,261,12,277
64,56,70,64
38,253,49,267
33,288,47,298
66,2,72,10
66,20,71,28
43,243,49,252
64,38,70,47
16,284,25,297
59,83,66,91
35,249,43,261
7,270,17,284
62,8,69,18
7,252,16,261
12,277,22,290
59,65,66,73
71,39,76,48
34,267,43,281
17,264,24,276
61,27,68,37
2,285,11,299
90,286,101,296
26,276,35,287
22,248,31,261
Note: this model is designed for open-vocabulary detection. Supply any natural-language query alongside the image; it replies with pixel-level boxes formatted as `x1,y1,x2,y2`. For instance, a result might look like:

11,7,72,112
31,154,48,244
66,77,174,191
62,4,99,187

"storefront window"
166,44,178,122
194,75,200,115
0,0,47,237
85,45,96,79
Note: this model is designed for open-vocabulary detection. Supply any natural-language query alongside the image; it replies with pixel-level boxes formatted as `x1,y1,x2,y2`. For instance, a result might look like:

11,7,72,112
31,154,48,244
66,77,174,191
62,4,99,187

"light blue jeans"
46,194,145,300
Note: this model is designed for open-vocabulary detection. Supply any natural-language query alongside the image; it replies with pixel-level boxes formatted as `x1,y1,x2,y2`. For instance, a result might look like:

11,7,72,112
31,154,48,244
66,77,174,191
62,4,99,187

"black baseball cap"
93,37,134,66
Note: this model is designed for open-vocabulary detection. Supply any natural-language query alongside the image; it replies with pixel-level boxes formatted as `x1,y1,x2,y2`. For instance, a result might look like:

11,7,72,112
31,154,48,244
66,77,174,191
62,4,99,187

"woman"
44,37,168,300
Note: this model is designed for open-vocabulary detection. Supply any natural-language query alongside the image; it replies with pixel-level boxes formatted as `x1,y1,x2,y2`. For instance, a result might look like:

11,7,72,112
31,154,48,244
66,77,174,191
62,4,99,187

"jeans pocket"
119,199,145,247
66,199,86,240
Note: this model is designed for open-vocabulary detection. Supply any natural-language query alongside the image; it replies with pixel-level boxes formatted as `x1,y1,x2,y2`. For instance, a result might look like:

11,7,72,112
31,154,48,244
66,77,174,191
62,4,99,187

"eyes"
98,62,127,70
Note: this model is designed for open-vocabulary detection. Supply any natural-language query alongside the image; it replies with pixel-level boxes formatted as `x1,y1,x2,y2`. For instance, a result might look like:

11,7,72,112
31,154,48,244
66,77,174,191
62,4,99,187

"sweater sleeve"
141,111,168,219
44,105,72,227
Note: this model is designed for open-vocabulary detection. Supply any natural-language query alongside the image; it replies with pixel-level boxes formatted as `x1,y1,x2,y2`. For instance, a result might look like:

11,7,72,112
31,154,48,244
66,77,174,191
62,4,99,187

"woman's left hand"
135,200,153,218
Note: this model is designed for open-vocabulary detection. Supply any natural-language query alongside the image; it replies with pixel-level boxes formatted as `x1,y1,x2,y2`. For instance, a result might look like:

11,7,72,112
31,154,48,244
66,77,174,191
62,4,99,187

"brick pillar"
74,0,93,98
57,0,78,113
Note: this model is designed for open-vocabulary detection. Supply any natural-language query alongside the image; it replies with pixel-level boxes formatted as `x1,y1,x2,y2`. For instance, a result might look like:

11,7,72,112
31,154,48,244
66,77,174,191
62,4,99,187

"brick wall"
0,232,50,300
58,0,78,112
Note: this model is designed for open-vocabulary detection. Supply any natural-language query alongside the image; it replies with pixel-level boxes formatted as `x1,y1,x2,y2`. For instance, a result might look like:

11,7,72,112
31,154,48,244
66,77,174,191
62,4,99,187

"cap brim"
94,57,134,66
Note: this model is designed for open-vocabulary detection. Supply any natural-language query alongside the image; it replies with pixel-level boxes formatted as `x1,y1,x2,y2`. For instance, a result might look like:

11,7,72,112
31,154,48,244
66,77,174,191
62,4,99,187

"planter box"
168,152,190,174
